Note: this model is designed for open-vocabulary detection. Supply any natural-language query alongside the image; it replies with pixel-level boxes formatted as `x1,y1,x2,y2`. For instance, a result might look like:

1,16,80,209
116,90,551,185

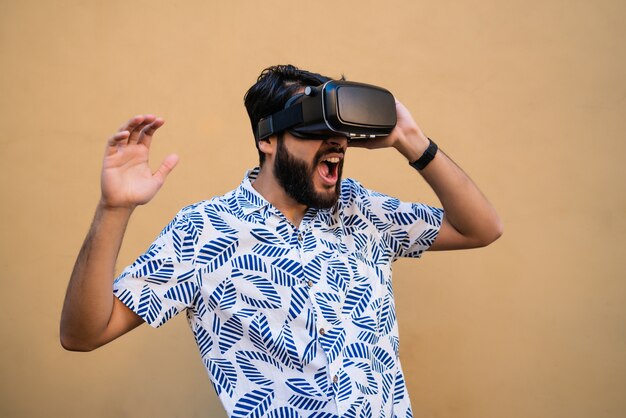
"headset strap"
257,103,303,140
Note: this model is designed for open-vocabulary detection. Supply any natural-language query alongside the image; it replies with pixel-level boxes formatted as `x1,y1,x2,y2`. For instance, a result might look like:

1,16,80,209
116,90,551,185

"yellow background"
1,1,624,417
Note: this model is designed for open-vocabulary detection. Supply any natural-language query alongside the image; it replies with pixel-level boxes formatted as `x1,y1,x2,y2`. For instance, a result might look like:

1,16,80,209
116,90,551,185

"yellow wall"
1,1,624,417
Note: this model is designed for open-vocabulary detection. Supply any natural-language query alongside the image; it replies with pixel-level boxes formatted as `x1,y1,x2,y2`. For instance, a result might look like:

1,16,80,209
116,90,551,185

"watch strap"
409,137,438,170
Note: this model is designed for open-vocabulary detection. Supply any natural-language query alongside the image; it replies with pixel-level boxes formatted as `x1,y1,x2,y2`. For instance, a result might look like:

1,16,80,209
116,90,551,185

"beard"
273,137,343,209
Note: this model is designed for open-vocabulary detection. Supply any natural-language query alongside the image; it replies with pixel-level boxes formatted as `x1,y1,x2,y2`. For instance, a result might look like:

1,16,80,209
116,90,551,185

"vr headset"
257,80,397,141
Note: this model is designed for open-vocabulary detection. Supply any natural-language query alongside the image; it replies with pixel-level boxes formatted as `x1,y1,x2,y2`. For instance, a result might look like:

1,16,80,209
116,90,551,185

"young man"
61,65,502,416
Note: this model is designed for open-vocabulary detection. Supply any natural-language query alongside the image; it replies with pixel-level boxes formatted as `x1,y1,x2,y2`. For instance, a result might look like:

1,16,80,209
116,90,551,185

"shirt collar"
235,167,338,222
236,167,272,215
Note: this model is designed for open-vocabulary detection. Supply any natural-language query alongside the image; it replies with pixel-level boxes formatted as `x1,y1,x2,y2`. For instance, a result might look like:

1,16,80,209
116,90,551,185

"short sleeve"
386,200,444,258
113,211,200,328
345,179,444,260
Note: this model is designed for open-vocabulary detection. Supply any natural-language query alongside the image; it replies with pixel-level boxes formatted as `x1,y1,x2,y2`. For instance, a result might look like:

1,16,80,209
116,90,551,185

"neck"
252,164,307,227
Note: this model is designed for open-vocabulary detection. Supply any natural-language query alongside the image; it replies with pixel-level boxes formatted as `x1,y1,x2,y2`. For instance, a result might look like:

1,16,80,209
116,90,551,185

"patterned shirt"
113,168,443,417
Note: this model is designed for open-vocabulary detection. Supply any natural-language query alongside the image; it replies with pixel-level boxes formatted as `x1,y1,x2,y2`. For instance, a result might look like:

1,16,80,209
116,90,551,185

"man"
61,65,502,416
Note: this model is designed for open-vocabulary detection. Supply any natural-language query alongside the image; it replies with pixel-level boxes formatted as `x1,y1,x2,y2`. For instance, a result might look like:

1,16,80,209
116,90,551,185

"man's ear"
257,135,276,157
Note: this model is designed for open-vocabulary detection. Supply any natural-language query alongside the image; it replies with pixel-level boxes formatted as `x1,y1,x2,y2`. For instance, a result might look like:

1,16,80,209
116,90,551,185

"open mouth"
317,156,342,186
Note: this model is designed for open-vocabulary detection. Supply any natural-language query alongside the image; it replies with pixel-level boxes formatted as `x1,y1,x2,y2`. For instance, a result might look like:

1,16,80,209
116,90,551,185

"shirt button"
333,375,338,384
319,328,326,335
307,280,313,287
297,233,303,241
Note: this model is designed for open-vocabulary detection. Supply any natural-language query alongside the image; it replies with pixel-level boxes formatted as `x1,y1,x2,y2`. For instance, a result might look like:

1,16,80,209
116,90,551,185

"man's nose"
326,136,348,149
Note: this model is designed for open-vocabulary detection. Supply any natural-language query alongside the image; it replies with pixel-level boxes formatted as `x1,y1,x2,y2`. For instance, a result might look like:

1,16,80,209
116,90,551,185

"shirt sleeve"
113,210,201,328
386,200,444,259
348,179,444,260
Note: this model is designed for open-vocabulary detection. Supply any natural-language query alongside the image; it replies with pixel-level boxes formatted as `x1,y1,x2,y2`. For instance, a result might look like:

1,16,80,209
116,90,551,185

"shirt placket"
297,214,344,413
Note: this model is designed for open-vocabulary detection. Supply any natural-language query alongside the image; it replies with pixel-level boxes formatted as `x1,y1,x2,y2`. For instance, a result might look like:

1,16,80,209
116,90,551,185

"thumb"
153,153,179,184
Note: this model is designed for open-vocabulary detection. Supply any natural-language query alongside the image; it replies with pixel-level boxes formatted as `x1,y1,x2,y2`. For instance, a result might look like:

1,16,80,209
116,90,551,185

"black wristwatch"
409,138,438,170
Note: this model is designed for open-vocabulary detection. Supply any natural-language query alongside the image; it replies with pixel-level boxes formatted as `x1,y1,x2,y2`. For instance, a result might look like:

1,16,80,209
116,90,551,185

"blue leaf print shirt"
113,168,443,417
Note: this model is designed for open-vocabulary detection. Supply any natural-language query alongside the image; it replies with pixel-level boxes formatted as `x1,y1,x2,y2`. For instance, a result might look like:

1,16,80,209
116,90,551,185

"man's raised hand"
101,115,179,209
347,100,430,161
60,114,176,351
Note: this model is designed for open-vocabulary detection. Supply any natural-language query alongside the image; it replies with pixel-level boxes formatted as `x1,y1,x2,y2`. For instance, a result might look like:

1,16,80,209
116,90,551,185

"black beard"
273,137,343,209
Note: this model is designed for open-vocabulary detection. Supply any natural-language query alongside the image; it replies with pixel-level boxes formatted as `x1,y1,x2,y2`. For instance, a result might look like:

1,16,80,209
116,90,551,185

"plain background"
1,0,624,417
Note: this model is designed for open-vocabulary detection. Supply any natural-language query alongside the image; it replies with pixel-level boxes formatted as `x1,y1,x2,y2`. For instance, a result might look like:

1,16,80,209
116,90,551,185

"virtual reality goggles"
257,80,397,141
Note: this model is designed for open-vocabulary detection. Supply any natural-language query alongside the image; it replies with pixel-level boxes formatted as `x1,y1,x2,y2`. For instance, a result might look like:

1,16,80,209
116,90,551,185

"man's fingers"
117,115,144,134
137,118,165,148
105,131,130,155
106,114,167,158
127,115,156,144
109,131,129,143
153,154,179,184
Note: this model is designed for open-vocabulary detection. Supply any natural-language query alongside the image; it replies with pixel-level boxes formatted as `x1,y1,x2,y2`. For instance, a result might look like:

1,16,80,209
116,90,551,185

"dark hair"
244,64,336,165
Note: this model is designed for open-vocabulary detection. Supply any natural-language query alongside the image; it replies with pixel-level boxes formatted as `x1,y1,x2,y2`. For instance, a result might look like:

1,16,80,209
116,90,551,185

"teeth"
323,157,340,163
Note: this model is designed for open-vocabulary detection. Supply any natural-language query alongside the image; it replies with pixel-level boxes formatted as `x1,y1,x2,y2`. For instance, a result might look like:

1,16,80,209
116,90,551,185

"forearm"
420,148,503,247
60,202,134,350
395,128,502,249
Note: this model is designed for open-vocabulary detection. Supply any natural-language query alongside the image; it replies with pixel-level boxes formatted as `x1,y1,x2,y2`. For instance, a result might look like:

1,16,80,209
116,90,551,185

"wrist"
394,128,430,162
97,199,136,216
409,137,438,171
